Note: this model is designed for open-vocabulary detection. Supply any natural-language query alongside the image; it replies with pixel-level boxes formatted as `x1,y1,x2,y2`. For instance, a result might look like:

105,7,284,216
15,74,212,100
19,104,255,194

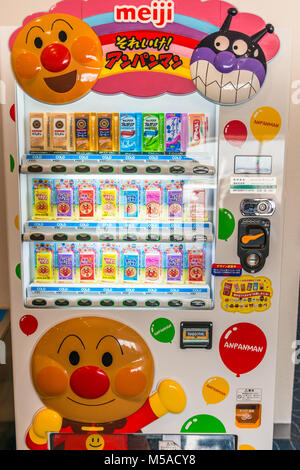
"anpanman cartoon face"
31,317,154,424
11,14,103,104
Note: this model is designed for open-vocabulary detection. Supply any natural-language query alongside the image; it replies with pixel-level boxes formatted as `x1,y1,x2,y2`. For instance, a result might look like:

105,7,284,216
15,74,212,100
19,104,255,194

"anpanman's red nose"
70,366,110,399
41,43,71,73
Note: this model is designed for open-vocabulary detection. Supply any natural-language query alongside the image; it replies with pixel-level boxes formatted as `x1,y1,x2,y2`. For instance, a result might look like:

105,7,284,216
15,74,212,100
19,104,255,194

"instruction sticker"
220,275,273,313
236,388,262,403
230,177,277,194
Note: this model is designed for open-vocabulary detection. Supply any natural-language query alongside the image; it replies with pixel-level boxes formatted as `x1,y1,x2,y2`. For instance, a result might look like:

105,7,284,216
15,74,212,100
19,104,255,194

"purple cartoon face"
190,8,274,105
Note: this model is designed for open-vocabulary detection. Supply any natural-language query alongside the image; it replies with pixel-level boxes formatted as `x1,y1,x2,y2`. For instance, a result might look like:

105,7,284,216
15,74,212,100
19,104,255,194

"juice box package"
57,248,75,282
79,248,97,282
50,113,74,152
166,248,183,283
35,245,54,282
96,113,119,152
78,183,96,219
75,113,96,152
33,180,53,219
165,113,188,153
166,183,184,219
100,183,118,219
145,182,162,219
189,189,206,220
55,181,74,219
119,113,142,152
188,114,208,149
144,247,162,283
101,247,119,282
142,113,164,153
122,183,140,218
29,113,48,152
123,247,140,282
188,249,205,283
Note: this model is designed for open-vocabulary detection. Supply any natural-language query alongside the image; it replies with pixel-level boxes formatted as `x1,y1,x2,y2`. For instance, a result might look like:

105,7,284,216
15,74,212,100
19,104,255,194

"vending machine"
4,0,290,450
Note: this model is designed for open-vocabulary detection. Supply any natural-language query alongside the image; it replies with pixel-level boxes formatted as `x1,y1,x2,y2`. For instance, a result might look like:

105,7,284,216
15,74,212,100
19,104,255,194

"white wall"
0,0,299,426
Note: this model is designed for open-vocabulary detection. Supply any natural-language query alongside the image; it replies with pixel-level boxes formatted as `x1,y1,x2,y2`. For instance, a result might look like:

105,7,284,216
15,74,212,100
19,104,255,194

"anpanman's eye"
69,351,80,366
102,352,113,367
214,35,230,52
232,39,248,56
34,37,43,49
58,30,67,42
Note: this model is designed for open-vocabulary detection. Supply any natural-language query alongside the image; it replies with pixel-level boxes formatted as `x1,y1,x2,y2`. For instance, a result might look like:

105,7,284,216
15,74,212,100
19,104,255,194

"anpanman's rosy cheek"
35,366,68,396
15,51,41,79
71,36,100,65
114,367,147,398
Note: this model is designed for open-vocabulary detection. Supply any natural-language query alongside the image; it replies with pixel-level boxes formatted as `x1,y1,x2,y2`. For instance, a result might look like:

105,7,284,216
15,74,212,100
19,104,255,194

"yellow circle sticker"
202,377,230,405
250,107,281,142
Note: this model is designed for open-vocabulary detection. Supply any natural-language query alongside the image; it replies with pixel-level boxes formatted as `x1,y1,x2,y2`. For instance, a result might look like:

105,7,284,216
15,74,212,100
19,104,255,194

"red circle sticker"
219,323,267,377
19,315,38,336
224,120,247,147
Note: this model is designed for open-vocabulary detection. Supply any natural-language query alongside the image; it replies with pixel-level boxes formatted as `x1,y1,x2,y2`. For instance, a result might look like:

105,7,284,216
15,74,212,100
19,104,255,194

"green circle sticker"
150,318,175,343
181,414,226,433
15,263,21,280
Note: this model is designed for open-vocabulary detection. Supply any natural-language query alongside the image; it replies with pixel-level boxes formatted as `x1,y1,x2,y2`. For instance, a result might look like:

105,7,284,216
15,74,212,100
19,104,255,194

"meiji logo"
114,1,174,29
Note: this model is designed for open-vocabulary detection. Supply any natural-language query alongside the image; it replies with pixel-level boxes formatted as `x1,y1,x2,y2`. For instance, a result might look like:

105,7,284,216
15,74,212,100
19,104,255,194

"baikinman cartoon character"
11,14,103,104
26,317,186,450
190,8,275,104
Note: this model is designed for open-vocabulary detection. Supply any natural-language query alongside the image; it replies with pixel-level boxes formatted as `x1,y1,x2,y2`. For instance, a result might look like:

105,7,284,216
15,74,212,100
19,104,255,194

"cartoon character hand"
29,409,63,445
149,379,186,418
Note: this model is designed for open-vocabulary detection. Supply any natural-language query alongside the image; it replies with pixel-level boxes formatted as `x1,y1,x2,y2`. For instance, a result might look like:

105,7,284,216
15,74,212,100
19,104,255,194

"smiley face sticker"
11,14,103,104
